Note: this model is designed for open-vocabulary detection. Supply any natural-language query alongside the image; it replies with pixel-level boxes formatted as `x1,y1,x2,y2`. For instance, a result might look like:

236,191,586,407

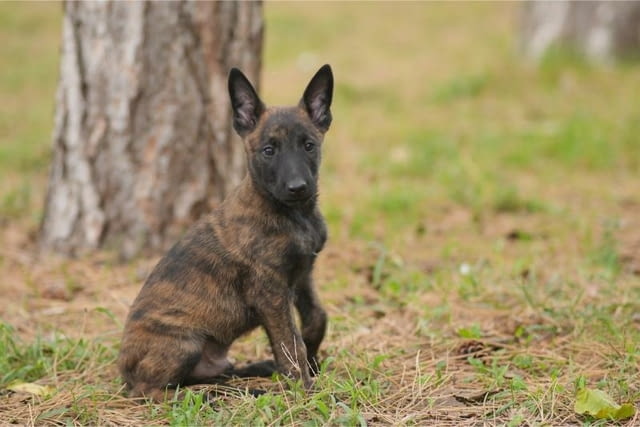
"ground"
1,2,639,426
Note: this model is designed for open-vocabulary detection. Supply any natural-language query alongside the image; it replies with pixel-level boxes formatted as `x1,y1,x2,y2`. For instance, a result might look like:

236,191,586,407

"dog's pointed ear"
300,64,333,133
228,68,265,137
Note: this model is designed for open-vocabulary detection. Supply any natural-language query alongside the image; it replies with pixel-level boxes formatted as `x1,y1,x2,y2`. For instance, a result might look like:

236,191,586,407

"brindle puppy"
118,65,333,401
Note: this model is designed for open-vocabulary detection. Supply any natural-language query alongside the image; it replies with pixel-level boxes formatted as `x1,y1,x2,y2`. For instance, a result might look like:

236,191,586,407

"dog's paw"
248,388,268,397
308,357,322,377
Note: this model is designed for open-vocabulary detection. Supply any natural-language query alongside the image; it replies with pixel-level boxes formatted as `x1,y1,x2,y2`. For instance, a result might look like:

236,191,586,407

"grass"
1,2,640,425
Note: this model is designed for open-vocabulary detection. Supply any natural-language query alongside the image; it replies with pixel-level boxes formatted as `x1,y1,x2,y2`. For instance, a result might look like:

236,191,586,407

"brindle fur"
118,65,333,402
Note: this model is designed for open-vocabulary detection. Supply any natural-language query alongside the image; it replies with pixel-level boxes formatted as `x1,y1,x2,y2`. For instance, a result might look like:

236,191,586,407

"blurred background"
1,2,638,249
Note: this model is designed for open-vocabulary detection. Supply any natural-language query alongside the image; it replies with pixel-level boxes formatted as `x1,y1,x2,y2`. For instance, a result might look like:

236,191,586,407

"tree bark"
520,0,640,63
40,1,263,259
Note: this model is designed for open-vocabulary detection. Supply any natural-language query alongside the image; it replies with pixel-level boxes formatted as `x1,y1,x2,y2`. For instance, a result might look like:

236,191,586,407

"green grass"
1,2,640,426
0,3,59,174
0,322,117,386
431,72,490,104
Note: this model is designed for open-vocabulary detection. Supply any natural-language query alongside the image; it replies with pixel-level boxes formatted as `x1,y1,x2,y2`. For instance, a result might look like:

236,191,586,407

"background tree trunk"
40,1,263,259
520,0,640,63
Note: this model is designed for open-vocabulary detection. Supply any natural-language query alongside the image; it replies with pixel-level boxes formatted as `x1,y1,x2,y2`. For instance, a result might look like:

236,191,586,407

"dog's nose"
287,179,308,195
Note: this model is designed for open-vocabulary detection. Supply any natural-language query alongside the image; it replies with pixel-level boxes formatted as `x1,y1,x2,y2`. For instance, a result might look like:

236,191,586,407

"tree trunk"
520,0,640,63
40,1,263,259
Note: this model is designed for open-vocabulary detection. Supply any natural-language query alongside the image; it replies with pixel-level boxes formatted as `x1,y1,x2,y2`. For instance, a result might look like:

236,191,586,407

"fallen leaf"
454,389,501,406
7,381,54,397
574,387,636,420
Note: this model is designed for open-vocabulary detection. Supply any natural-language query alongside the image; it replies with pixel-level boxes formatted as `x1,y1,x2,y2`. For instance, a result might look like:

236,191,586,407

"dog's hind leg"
119,329,205,403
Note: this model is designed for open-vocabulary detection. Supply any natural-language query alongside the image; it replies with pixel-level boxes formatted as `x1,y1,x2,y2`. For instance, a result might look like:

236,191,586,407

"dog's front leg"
294,275,327,375
254,291,312,389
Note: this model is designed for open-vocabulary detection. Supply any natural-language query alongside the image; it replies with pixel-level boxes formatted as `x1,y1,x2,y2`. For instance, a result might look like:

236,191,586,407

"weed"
166,389,218,426
457,324,484,339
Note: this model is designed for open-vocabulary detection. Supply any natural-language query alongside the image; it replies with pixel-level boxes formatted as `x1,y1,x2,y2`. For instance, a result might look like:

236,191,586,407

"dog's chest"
279,212,326,281
292,213,325,255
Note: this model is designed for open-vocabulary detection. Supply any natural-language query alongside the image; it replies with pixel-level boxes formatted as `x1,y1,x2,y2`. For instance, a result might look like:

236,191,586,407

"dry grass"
1,2,640,426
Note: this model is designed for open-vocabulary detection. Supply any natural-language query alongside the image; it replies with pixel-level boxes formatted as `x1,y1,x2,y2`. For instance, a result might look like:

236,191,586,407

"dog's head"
228,65,333,208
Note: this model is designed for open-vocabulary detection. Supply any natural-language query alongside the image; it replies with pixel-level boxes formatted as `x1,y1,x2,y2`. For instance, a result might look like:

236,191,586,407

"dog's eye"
262,146,275,156
304,141,315,152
